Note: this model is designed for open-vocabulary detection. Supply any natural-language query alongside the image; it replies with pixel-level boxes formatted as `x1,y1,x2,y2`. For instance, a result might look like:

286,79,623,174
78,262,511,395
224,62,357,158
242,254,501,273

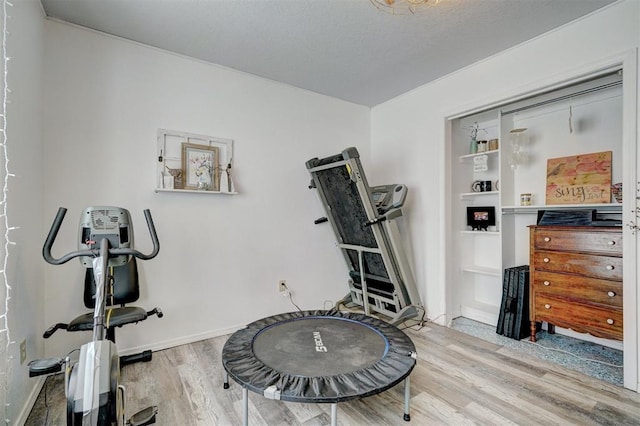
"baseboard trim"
15,376,46,426
118,324,246,357
460,305,498,327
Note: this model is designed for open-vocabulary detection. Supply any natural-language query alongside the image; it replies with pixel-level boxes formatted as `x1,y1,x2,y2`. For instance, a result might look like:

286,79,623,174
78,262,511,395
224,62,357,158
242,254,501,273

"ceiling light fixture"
370,0,440,15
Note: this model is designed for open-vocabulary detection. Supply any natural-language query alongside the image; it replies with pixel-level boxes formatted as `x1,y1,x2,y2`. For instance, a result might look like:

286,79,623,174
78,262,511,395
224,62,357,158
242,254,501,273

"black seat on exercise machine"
44,257,162,364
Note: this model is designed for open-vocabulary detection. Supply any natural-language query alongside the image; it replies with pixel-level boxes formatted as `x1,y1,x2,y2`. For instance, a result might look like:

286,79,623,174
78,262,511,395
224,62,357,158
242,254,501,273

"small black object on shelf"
467,206,496,231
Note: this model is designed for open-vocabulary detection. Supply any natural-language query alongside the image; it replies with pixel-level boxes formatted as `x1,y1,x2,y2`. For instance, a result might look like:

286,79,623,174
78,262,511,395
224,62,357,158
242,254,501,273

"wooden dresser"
529,226,623,342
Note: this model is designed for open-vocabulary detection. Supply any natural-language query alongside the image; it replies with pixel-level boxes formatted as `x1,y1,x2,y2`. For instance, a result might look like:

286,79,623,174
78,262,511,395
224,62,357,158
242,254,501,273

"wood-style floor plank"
25,321,640,425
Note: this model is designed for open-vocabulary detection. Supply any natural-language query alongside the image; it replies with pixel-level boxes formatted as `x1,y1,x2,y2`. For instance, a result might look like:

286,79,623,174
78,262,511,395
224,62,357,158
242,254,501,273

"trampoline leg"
330,403,338,426
223,372,229,389
403,376,411,421
242,387,249,426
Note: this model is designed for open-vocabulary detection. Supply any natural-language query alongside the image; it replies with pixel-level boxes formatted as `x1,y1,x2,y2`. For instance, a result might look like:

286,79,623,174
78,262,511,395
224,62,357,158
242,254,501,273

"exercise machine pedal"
120,349,153,366
127,406,158,426
147,307,164,318
28,357,63,377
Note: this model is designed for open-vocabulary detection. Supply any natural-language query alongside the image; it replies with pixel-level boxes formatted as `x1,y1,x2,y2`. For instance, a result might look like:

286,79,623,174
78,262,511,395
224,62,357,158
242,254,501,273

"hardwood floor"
25,322,640,425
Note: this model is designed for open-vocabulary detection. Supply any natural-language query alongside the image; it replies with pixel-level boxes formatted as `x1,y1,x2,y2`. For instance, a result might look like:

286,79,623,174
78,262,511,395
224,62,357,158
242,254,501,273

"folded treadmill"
306,147,424,324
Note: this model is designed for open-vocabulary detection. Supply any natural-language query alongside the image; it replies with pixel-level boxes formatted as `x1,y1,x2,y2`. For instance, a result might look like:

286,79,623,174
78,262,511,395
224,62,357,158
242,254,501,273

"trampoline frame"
222,310,417,425
227,376,411,426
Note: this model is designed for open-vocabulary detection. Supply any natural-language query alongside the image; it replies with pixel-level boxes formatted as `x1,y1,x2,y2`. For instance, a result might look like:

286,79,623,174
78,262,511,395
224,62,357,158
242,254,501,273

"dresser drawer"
533,271,622,308
532,250,622,281
534,295,623,340
533,228,622,255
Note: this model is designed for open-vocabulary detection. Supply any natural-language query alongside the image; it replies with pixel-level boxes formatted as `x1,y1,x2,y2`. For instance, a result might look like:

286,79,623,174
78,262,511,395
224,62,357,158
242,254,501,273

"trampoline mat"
223,310,416,403
253,317,387,377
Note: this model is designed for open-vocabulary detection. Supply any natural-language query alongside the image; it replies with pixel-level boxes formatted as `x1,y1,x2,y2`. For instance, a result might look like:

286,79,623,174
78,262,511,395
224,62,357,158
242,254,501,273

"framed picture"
545,151,612,204
182,143,220,190
467,206,496,231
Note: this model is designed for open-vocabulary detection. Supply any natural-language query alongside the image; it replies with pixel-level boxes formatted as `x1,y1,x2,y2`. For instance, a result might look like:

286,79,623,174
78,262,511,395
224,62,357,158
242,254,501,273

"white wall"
42,20,370,358
371,1,639,321
0,0,45,423
7,1,635,420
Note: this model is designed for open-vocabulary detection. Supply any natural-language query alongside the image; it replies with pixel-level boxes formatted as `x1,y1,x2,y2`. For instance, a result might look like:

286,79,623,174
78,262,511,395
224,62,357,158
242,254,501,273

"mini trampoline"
222,310,417,425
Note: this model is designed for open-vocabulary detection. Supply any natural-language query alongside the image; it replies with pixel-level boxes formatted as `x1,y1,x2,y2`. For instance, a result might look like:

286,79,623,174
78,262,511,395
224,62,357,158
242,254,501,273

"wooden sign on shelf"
545,151,612,205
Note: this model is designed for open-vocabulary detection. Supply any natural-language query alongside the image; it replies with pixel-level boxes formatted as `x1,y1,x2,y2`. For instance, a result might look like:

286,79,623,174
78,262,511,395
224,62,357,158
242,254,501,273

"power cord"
106,269,114,328
332,303,382,319
279,282,302,311
397,321,424,331
399,311,448,331
425,312,449,325
288,292,302,312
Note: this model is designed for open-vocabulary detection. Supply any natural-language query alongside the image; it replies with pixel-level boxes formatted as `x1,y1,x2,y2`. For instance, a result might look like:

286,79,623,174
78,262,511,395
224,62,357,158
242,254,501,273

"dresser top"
529,225,622,232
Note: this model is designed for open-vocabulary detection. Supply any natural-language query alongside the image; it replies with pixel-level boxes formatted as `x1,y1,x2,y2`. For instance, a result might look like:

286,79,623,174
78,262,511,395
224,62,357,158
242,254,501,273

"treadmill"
306,147,424,324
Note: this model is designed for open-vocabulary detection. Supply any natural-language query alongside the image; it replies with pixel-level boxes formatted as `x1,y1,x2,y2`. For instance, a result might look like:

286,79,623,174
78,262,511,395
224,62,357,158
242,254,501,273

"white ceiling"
40,0,616,107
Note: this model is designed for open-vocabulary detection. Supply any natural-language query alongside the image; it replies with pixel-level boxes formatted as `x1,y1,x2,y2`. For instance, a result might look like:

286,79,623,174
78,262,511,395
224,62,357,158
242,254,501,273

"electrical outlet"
278,280,287,293
19,339,26,365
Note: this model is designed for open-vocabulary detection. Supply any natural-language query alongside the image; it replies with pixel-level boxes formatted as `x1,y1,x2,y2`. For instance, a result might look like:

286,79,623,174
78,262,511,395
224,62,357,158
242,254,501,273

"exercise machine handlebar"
42,207,160,265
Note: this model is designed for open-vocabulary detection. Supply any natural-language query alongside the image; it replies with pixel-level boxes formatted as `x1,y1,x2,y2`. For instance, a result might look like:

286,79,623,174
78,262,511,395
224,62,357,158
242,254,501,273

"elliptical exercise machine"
29,206,160,426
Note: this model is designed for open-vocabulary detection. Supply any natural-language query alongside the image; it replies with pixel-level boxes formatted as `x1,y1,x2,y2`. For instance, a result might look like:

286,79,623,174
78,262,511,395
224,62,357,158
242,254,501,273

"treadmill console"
370,184,407,214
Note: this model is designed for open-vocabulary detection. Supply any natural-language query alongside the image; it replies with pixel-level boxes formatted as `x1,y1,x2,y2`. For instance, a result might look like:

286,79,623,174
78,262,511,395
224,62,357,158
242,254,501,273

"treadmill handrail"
42,207,160,265
306,159,349,173
363,216,388,227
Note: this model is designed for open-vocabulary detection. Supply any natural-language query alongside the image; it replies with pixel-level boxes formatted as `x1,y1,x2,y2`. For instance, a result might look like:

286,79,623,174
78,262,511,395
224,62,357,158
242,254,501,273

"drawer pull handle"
544,237,551,242
543,258,550,263
544,304,551,309
606,265,614,270
608,291,616,297
543,281,550,286
608,240,616,246
607,319,614,325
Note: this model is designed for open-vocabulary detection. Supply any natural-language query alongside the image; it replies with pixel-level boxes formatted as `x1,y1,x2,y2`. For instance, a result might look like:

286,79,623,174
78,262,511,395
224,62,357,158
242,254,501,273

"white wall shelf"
461,265,501,276
460,191,499,199
154,188,238,195
460,230,500,236
459,149,499,162
156,129,236,193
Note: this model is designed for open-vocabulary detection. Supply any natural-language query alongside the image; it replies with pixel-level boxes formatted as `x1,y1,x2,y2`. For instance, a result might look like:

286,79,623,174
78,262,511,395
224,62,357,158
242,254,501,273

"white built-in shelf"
460,191,499,199
460,230,500,236
459,149,499,162
155,188,238,195
501,203,622,214
461,265,501,276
